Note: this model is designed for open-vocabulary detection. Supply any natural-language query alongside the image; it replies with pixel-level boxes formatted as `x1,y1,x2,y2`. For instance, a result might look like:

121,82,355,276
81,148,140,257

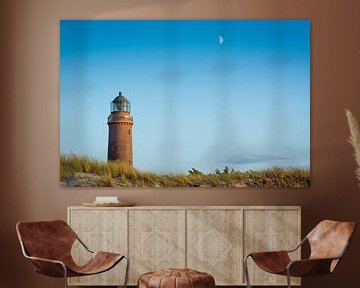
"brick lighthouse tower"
107,92,134,165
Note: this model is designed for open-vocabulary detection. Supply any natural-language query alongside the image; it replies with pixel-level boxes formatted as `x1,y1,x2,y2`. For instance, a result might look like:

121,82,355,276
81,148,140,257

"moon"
218,35,224,44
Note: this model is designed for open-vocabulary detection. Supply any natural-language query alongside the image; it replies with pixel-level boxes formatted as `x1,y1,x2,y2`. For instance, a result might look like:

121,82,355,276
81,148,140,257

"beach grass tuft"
60,154,310,188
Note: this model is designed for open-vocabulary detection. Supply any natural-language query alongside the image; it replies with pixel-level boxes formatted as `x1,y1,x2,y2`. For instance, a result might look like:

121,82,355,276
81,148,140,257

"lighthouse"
107,92,134,165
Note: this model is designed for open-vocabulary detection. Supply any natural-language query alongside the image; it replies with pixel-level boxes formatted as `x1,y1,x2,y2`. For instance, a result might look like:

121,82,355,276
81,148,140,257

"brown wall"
1,0,360,287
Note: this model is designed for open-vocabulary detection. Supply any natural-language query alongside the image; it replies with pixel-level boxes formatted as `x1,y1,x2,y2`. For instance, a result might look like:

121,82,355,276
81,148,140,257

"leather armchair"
16,220,129,288
244,220,356,288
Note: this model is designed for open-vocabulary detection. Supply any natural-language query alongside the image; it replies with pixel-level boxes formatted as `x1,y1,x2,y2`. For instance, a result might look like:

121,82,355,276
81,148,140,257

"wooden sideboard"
67,206,301,286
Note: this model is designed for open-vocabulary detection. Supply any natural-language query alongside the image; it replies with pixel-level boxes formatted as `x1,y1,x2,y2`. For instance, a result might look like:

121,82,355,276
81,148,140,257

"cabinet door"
68,208,128,286
187,209,243,285
128,209,186,284
243,209,301,286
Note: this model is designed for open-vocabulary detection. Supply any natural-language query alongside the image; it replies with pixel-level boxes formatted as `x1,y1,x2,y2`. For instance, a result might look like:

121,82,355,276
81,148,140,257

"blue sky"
60,20,310,173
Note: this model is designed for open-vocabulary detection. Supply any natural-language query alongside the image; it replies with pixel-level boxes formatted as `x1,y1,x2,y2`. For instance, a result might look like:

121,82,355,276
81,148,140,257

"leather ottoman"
138,268,215,288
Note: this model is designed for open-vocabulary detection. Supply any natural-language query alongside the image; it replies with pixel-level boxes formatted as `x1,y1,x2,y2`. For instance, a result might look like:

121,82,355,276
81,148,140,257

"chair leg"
62,264,68,288
286,269,291,288
244,255,252,288
123,255,130,288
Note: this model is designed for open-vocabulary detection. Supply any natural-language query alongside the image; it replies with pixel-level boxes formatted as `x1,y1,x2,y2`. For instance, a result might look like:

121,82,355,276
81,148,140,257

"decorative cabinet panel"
244,209,301,286
68,206,300,286
67,208,128,286
187,209,242,285
128,209,186,284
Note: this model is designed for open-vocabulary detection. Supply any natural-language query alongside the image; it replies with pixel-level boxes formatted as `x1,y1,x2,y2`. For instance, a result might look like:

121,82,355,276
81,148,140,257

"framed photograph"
60,20,310,187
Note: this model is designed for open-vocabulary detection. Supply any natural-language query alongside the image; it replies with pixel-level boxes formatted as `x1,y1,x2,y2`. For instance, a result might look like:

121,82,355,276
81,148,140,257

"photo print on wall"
60,20,310,188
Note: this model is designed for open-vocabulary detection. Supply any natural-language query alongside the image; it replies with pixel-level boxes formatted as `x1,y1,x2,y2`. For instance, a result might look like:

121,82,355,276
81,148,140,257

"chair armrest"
19,240,67,277
247,250,290,258
245,236,305,259
246,251,292,274
287,258,335,277
76,236,94,253
25,255,65,266
285,237,307,253
25,255,67,278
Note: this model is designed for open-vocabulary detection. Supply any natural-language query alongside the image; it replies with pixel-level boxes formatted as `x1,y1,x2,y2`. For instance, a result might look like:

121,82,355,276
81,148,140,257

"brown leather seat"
244,220,356,288
16,220,129,288
138,268,215,288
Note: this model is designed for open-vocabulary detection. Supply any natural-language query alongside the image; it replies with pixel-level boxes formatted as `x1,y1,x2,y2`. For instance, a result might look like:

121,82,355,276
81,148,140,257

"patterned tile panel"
138,227,175,264
128,209,186,284
68,209,127,286
244,209,301,286
187,209,243,285
194,227,232,265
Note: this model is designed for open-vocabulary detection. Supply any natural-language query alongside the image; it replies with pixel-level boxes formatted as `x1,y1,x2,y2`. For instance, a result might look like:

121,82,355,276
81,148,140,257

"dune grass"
60,154,310,187
346,109,360,186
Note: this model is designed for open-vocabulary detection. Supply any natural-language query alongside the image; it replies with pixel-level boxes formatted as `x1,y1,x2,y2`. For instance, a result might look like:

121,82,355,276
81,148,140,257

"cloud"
223,154,291,165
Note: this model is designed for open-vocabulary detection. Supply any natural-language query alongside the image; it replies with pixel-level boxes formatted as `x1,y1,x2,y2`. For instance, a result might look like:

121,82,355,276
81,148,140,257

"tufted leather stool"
138,268,215,288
